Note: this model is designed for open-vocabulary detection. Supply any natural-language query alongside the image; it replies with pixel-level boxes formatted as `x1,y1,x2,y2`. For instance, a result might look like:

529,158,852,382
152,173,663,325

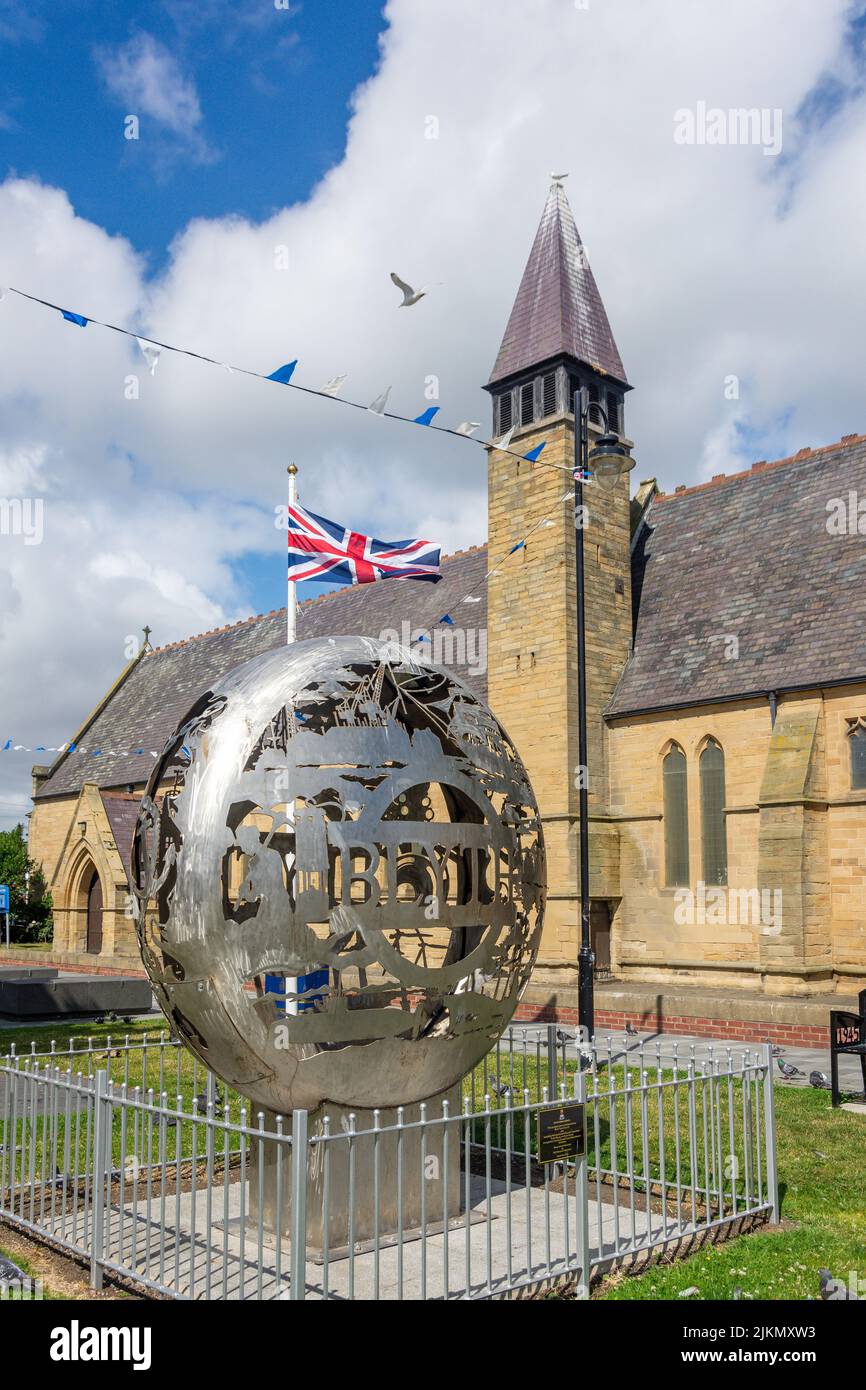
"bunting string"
2,285,580,478
1,284,597,752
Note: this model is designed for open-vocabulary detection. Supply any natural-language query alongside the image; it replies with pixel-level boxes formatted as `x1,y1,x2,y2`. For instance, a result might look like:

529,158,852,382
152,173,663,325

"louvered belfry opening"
542,371,557,417
493,365,624,436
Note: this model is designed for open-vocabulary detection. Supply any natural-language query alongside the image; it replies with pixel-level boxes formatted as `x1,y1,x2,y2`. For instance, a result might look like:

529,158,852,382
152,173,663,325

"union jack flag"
287,502,441,586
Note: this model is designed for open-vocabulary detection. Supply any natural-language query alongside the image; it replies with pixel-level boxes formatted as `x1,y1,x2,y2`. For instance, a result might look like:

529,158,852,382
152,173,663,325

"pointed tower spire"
488,180,628,389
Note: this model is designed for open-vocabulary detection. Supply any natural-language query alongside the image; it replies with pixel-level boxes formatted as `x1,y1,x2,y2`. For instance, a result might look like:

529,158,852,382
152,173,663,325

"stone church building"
26,183,866,1043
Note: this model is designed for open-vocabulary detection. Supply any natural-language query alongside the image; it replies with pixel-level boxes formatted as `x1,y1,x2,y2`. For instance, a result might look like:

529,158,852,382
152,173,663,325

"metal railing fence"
0,1028,777,1299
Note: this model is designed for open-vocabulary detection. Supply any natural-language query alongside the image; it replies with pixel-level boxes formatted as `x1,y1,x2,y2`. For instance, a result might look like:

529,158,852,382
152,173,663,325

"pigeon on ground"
764,1039,785,1057
0,1255,27,1283
195,1087,223,1115
625,1022,639,1037
777,1058,804,1079
809,1071,831,1090
819,1269,859,1300
555,1029,573,1047
486,1072,511,1100
390,272,428,307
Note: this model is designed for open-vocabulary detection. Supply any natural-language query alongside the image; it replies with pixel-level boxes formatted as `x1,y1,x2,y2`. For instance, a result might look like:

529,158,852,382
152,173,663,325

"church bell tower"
484,178,634,1008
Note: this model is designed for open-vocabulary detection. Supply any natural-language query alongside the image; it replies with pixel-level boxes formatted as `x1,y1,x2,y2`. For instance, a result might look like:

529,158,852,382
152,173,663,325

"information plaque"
536,1100,586,1164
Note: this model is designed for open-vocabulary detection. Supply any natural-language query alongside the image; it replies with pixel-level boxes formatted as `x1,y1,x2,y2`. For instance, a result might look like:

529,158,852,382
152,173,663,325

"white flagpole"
285,463,299,1016
287,462,297,645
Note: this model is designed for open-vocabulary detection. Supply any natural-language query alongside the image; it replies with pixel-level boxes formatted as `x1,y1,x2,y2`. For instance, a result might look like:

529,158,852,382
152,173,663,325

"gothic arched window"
663,744,689,887
848,721,866,791
700,739,727,886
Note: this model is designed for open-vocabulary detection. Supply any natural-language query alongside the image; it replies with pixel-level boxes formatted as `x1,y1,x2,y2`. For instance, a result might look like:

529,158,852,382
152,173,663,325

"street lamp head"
588,432,633,491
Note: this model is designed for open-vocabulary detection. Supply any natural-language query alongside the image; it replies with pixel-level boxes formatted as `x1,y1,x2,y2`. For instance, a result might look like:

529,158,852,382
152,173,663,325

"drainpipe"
768,691,778,728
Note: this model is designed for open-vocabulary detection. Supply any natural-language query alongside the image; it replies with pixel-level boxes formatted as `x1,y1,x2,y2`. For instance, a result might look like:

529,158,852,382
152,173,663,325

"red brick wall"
513,1002,830,1048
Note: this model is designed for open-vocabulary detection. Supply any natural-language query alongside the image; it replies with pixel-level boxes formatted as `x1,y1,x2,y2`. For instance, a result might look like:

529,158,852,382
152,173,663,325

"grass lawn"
599,1081,866,1300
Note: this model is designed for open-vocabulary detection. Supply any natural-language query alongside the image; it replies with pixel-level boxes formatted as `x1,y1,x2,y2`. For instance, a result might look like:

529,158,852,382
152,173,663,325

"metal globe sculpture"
132,637,545,1113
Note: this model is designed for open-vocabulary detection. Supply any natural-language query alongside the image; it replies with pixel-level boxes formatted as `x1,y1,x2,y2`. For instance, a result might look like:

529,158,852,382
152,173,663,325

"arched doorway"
86,869,103,955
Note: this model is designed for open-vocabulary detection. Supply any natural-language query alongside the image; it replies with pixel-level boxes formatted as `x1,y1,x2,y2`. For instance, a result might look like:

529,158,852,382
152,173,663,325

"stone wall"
605,686,866,996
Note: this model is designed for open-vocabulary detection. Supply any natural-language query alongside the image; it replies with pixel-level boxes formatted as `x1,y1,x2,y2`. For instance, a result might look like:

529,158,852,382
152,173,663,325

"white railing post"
575,1067,591,1298
90,1068,111,1291
290,1109,308,1300
547,1023,558,1100
761,1043,779,1223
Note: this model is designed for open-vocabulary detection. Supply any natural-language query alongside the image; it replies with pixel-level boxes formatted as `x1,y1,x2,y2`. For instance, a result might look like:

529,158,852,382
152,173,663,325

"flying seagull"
390,272,428,307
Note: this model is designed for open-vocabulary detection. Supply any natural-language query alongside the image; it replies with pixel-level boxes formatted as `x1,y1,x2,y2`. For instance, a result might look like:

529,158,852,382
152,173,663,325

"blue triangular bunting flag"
267,360,298,384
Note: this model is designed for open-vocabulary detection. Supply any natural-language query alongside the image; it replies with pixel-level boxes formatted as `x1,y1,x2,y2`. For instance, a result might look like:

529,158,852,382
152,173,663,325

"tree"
0,824,53,944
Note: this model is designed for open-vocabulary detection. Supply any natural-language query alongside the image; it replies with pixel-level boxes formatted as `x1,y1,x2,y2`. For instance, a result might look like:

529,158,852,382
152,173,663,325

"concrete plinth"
0,972,154,1018
251,1087,463,1252
0,967,59,980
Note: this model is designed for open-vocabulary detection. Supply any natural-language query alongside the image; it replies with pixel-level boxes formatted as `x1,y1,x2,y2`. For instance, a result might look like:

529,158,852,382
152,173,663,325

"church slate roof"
102,795,143,882
36,546,489,799
488,182,628,388
607,435,866,716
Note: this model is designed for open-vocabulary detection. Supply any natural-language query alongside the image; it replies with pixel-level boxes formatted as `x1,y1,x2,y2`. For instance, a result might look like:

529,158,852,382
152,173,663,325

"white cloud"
95,32,216,164
1,0,866,826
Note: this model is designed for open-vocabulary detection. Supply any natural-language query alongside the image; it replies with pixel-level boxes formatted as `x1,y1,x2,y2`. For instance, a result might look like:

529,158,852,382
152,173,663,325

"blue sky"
0,0,387,615
1,0,385,265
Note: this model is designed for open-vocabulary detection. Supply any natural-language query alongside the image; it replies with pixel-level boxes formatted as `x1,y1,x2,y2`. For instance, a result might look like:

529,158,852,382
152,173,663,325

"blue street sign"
0,885,9,913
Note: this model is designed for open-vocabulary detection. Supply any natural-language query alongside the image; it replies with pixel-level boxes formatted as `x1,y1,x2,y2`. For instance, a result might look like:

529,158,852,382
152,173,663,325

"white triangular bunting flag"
368,386,391,415
320,374,347,397
136,338,161,377
456,421,481,436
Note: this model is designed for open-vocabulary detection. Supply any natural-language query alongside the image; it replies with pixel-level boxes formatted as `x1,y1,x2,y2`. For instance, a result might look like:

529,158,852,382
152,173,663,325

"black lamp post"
573,388,632,1039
